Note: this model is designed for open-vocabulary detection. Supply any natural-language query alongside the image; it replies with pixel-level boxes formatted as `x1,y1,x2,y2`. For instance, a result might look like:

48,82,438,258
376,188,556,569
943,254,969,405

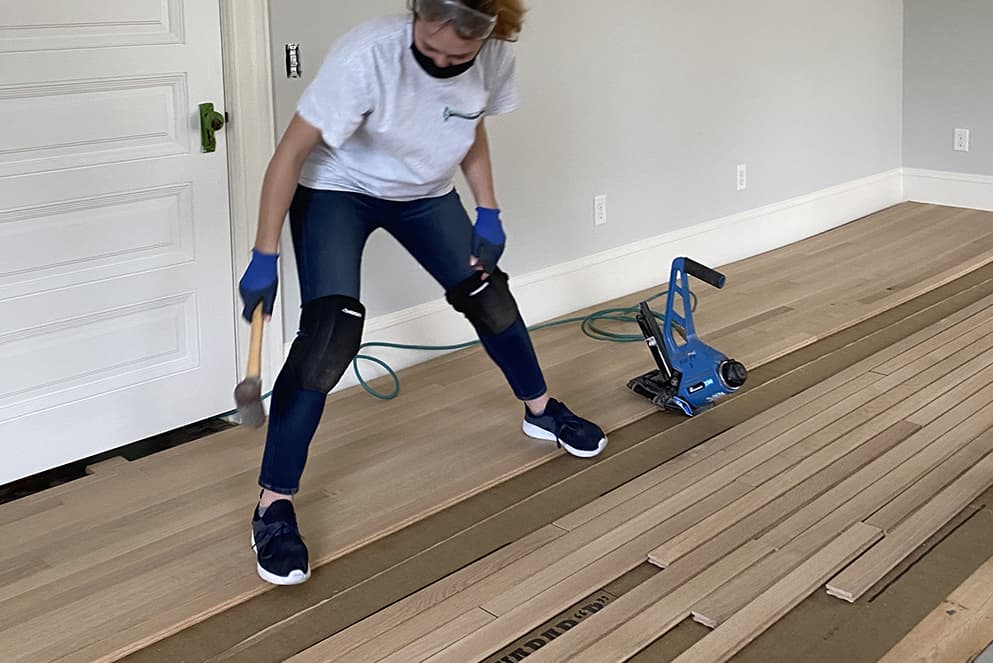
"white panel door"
0,0,238,484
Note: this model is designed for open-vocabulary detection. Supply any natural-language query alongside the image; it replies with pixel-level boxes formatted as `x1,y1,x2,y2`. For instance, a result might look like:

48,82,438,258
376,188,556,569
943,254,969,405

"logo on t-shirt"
443,106,486,121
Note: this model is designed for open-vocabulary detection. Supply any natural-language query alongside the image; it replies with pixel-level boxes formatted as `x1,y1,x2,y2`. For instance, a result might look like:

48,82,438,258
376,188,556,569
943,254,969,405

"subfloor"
3,202,993,662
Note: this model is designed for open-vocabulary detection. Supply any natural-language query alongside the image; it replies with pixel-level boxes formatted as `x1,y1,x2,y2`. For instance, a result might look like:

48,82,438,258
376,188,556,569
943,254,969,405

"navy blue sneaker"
251,499,310,586
523,398,608,458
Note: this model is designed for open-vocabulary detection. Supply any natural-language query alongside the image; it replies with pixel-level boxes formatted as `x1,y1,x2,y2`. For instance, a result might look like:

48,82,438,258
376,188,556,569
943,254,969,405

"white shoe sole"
522,420,607,459
251,532,311,586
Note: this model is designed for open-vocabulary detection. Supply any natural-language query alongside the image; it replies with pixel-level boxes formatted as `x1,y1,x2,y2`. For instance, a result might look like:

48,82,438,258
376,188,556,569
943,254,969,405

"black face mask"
411,41,477,79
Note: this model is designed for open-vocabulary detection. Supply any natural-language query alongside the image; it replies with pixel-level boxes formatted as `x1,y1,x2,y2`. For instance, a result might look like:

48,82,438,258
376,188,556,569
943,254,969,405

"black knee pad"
285,295,365,393
445,269,520,336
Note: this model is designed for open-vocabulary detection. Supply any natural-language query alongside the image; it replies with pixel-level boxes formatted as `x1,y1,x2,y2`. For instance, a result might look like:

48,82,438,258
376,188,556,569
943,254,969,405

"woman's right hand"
239,249,279,322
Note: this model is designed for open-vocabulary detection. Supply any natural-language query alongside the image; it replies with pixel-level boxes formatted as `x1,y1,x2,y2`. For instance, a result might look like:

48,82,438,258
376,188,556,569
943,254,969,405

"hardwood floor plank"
827,434,993,603
477,369,895,619
760,378,993,552
412,492,751,662
738,329,993,487
467,541,771,663
553,371,880,532
376,609,495,663
508,422,905,661
671,523,882,663
481,483,751,618
879,552,993,663
648,420,919,569
283,525,564,662
652,351,993,568
520,544,769,662
867,428,993,533
874,308,993,377
296,481,740,663
690,390,993,627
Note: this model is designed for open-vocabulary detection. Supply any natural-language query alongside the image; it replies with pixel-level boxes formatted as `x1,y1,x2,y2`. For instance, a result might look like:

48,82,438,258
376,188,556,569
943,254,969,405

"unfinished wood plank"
652,355,993,567
512,421,901,662
827,434,993,603
84,456,130,476
671,523,882,663
456,541,772,663
479,372,882,618
534,426,917,661
553,370,881,532
0,558,49,589
691,394,993,628
556,291,993,533
376,609,494,663
909,354,993,426
868,426,993,532
653,418,898,569
873,304,993,375
520,543,770,662
761,379,993,551
879,552,993,663
481,483,750,618
468,375,897,620
880,604,993,663
317,485,749,663
739,332,993,487
419,512,761,663
649,420,919,568
638,310,993,573
284,525,564,663
491,348,993,619
0,496,64,528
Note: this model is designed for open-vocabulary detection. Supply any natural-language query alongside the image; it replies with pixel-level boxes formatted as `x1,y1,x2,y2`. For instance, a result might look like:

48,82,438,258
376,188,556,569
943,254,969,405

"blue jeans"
259,186,548,495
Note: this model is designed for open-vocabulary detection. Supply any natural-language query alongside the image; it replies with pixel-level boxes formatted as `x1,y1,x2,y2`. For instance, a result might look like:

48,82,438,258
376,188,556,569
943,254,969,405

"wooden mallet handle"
247,303,264,378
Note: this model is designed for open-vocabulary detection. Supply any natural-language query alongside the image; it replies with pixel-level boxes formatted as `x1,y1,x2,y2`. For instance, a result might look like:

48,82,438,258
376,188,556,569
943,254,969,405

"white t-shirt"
296,14,519,201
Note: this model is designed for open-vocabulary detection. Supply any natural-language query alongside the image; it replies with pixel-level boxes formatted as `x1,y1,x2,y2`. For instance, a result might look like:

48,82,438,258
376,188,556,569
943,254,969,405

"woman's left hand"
471,207,506,277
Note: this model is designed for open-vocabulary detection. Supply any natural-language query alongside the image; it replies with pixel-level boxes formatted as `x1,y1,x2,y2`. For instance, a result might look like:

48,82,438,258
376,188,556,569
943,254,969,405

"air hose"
351,287,696,400
237,286,696,411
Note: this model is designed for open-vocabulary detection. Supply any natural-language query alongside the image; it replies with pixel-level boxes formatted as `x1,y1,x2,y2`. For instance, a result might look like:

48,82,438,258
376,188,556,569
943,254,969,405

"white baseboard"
289,168,905,394
903,168,993,212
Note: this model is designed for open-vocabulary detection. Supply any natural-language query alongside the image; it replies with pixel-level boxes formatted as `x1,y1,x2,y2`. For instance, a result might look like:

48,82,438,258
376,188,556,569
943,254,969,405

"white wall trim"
310,168,905,394
903,168,993,212
219,0,285,395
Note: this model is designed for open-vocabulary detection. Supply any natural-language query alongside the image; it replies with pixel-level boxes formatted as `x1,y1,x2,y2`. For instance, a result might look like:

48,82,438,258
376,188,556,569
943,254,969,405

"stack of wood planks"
287,288,993,662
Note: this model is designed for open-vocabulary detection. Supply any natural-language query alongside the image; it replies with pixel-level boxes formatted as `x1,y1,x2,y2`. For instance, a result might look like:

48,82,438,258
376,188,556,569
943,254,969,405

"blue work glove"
238,248,279,322
471,207,506,274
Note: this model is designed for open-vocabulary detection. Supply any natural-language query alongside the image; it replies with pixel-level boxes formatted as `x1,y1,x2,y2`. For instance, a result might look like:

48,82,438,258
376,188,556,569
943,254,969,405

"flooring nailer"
628,257,747,416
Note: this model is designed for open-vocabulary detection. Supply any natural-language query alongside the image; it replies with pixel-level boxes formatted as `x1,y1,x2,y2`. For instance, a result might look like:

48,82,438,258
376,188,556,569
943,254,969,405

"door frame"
219,0,286,396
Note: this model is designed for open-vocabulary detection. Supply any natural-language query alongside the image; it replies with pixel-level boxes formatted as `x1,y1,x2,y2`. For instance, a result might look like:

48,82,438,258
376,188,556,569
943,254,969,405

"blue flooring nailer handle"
681,257,726,289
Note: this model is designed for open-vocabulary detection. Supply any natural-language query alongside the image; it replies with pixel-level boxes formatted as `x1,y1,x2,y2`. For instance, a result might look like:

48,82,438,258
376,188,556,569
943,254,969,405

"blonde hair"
408,0,527,41
465,0,526,41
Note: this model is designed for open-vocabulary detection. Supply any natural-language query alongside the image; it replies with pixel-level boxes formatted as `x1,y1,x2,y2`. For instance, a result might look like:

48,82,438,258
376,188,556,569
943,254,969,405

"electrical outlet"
737,164,747,191
955,128,970,152
594,194,607,226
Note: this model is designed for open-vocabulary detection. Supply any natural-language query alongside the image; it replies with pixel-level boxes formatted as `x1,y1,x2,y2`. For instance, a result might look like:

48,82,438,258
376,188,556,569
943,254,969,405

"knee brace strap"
445,269,520,336
286,295,365,393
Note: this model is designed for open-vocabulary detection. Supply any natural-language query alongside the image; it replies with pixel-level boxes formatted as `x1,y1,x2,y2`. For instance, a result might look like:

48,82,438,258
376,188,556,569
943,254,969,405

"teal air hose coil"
227,287,695,414
350,287,695,400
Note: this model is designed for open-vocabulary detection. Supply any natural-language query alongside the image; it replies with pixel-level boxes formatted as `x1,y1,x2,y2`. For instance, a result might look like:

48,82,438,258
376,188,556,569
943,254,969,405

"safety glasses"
412,0,498,40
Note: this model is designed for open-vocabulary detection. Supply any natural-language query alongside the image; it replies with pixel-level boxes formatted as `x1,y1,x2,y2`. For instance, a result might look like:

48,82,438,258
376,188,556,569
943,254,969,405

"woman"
239,0,608,586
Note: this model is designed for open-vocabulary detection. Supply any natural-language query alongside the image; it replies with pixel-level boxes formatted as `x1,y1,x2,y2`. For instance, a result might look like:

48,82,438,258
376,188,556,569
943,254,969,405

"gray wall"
269,0,904,334
903,0,993,176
